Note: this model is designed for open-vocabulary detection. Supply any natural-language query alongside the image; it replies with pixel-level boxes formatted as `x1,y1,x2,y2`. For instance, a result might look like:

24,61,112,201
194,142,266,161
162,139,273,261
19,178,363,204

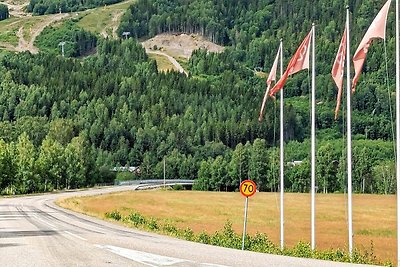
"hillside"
0,0,207,72
0,0,397,196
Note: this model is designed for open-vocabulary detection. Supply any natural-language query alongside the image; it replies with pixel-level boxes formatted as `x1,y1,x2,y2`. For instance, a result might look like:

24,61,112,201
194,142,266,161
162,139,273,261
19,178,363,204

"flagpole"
346,6,353,258
395,0,400,266
279,39,284,251
311,23,316,251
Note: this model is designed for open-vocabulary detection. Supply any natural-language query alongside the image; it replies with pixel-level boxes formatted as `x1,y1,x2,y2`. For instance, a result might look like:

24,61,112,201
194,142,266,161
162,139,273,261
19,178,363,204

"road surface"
0,186,379,267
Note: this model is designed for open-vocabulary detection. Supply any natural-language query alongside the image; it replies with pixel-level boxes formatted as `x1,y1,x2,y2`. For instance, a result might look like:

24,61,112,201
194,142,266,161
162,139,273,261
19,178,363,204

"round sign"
240,180,257,198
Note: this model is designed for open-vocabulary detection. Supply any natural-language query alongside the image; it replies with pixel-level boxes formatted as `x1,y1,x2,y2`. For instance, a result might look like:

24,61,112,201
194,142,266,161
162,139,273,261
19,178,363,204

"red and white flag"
259,43,281,121
352,0,391,92
269,29,312,97
332,27,347,120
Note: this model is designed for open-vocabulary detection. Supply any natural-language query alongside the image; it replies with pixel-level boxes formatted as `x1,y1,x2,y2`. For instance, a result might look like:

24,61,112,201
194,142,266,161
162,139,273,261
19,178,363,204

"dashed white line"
32,215,56,229
95,244,230,267
64,231,87,241
95,244,186,266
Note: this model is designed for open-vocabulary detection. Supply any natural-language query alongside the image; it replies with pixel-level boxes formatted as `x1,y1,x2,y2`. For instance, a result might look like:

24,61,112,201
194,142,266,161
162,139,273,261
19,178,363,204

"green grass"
148,53,177,72
176,57,189,71
0,17,23,45
356,229,395,238
76,0,135,36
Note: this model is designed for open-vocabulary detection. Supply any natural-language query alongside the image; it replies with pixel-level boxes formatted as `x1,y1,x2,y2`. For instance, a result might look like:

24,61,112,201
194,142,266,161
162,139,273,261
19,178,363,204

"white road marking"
64,231,87,241
32,215,56,229
95,244,188,266
95,244,230,267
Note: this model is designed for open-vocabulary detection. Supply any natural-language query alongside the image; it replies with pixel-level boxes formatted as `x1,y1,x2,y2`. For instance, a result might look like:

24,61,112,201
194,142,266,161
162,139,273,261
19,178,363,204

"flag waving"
332,27,347,120
259,42,281,121
352,0,391,92
269,29,312,97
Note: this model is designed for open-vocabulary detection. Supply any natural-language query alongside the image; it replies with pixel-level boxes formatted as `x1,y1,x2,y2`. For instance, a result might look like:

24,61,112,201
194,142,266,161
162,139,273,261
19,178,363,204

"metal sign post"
239,180,257,250
242,196,249,250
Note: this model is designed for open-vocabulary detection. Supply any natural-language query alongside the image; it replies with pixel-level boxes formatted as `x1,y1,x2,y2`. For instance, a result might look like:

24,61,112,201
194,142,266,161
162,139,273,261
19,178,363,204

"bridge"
115,179,194,189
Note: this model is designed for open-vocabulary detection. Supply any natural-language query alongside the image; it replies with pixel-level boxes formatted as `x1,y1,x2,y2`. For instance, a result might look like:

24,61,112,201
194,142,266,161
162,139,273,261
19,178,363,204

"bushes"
127,212,146,226
105,210,122,221
35,20,97,57
104,209,386,265
115,172,135,182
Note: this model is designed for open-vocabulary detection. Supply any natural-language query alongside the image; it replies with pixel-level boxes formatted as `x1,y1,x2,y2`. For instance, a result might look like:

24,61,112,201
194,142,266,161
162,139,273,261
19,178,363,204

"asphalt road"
0,186,380,267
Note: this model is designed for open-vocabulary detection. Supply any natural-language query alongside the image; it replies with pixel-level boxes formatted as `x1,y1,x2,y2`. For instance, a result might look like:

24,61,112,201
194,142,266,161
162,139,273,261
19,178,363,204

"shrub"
105,210,121,221
148,218,159,230
162,223,178,235
172,184,184,190
116,172,135,182
196,231,210,244
181,227,195,241
248,232,279,254
127,212,146,226
103,210,386,266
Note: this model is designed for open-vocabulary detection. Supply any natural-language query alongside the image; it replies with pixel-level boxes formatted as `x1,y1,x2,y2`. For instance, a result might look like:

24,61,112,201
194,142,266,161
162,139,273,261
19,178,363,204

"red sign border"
240,180,257,198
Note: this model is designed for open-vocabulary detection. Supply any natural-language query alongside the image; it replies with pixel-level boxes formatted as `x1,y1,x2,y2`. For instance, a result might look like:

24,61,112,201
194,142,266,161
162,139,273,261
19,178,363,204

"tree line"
35,20,97,57
0,4,9,21
27,0,123,15
0,33,396,194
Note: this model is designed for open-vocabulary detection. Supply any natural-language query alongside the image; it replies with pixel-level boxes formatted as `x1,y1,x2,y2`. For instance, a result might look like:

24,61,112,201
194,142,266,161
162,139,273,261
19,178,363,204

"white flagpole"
311,23,316,250
279,39,284,251
396,0,400,266
346,6,353,257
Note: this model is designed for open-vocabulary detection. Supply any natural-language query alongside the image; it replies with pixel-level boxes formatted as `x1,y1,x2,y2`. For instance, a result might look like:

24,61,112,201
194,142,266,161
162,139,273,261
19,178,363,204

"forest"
35,20,98,57
27,0,123,15
0,0,397,195
0,4,9,21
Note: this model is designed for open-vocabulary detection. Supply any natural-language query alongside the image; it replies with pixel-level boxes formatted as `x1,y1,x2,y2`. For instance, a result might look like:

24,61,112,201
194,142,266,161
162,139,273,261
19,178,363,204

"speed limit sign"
239,179,256,250
240,180,256,198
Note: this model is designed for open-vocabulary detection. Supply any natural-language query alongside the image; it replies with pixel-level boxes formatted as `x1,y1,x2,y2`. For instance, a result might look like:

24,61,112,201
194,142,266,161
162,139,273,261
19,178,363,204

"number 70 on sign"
240,180,257,198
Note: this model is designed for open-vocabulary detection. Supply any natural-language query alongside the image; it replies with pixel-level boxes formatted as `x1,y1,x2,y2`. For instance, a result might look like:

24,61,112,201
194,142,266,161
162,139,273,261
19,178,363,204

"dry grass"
57,191,396,263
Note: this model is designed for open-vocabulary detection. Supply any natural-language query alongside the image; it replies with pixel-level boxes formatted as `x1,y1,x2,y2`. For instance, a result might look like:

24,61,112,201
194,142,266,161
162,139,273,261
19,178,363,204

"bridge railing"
115,179,194,186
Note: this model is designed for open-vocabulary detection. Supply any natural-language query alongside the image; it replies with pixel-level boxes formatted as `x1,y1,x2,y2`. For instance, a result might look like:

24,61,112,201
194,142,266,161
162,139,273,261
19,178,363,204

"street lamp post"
59,41,66,57
122,32,131,40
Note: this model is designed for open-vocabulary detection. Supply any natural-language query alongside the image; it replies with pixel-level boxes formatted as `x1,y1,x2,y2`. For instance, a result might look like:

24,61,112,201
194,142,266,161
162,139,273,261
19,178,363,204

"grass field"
0,17,23,45
76,0,135,36
148,53,178,72
57,190,396,263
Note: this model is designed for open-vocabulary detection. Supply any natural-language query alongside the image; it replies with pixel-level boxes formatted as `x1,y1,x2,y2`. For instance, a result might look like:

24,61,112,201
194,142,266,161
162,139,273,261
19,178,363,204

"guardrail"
115,179,194,186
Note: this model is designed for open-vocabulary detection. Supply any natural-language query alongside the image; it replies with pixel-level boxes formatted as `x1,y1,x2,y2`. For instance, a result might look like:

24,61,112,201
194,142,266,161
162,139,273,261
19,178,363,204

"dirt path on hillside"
111,10,124,38
142,33,224,75
15,13,69,53
146,49,188,76
100,10,124,39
